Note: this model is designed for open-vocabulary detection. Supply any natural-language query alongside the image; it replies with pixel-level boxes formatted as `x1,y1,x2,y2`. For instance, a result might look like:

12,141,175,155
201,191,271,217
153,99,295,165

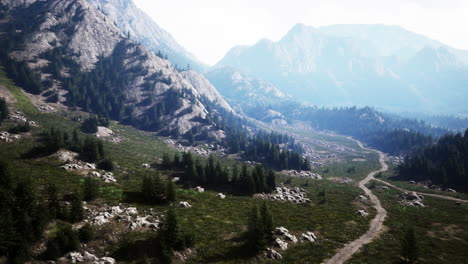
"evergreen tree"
401,227,418,263
46,185,62,220
141,173,165,204
246,205,262,251
266,169,276,192
161,208,178,250
0,97,9,123
166,179,176,203
260,202,273,243
82,136,100,162
82,177,99,201
69,195,84,223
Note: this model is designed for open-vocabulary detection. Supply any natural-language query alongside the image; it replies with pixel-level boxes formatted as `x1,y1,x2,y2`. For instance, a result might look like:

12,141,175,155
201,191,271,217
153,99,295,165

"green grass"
349,182,468,264
378,165,468,200
3,67,467,263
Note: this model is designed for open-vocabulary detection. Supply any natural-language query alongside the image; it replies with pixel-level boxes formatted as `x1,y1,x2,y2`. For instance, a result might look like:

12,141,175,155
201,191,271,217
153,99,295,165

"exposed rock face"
180,70,234,114
205,67,287,112
87,0,206,72
1,0,237,136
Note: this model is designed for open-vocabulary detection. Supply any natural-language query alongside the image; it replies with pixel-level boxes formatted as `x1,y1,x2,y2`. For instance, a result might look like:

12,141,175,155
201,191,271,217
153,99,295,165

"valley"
1,0,467,263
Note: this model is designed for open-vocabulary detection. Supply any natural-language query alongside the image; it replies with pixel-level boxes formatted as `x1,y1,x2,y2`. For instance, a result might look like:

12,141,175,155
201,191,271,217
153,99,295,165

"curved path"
374,176,468,204
325,139,388,264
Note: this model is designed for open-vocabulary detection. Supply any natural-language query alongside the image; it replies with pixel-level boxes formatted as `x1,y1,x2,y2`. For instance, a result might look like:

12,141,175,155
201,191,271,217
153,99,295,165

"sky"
133,0,468,66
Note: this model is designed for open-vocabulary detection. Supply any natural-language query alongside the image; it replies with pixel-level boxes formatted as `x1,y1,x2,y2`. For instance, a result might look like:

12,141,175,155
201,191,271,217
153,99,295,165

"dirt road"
324,139,388,264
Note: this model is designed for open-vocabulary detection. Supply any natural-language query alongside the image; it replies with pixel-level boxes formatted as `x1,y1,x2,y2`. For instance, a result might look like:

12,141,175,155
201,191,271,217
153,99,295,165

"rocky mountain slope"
0,0,235,138
206,67,287,112
87,0,206,72
216,23,468,114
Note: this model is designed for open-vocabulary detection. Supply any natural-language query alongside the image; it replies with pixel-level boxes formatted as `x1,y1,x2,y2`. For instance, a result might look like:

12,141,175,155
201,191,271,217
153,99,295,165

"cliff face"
87,0,207,72
0,0,235,137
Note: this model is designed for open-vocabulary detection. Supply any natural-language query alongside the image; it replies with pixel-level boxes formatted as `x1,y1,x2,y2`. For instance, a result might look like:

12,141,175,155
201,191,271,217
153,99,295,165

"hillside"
0,0,233,139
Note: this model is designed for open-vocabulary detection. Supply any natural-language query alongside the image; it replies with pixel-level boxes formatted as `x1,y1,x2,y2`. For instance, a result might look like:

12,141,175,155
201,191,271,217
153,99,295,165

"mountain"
0,0,234,139
87,0,207,72
216,23,468,114
205,67,287,112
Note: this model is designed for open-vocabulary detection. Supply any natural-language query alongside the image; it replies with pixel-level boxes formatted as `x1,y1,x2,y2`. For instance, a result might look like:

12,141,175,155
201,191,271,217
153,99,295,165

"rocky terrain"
1,0,236,137
254,186,311,204
87,0,206,72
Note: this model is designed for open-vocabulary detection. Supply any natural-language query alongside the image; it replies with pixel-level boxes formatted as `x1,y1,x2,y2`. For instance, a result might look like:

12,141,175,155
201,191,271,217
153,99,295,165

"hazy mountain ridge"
206,67,287,110
216,23,468,114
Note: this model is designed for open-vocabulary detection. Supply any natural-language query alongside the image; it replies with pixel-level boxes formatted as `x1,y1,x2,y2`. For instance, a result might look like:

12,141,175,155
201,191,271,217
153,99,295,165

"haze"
134,0,468,65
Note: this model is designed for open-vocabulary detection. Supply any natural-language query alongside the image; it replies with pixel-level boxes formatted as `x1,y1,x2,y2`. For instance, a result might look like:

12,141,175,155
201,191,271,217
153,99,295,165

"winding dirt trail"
374,178,468,204
324,139,388,264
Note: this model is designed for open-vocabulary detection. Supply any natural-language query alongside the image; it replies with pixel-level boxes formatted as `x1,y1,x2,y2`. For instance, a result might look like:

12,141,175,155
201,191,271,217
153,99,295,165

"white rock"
194,186,204,193
179,201,192,208
265,248,283,259
275,237,288,250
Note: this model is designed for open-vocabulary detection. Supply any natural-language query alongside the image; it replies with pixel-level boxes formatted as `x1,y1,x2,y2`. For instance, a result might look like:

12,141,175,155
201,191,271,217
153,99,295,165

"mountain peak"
286,23,316,36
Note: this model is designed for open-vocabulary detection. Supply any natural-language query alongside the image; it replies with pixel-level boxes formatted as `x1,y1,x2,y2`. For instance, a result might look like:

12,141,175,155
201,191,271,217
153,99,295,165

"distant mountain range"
215,23,468,114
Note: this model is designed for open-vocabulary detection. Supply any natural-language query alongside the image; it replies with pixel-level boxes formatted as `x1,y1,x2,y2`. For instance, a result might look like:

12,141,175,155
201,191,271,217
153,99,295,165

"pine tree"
141,173,165,204
69,195,84,223
82,177,99,201
246,205,262,251
166,179,176,203
0,98,9,123
266,169,276,192
46,185,62,220
260,202,273,242
161,208,178,250
401,227,418,263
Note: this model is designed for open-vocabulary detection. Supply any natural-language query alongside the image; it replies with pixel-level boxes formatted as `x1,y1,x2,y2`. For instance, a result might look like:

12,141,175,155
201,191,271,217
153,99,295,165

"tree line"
292,106,448,155
39,127,113,170
397,129,468,191
164,152,276,195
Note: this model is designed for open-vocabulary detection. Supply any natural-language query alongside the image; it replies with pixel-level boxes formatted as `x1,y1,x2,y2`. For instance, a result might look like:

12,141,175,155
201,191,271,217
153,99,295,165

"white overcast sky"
133,0,468,65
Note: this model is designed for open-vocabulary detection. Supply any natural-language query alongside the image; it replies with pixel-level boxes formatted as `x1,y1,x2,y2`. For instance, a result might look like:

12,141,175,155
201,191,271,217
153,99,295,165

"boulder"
100,257,116,264
194,186,204,193
275,237,288,250
180,201,192,208
125,207,138,215
356,210,369,217
275,226,289,235
301,231,317,242
142,163,151,169
283,233,298,243
67,252,84,262
83,251,98,262
265,248,283,259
